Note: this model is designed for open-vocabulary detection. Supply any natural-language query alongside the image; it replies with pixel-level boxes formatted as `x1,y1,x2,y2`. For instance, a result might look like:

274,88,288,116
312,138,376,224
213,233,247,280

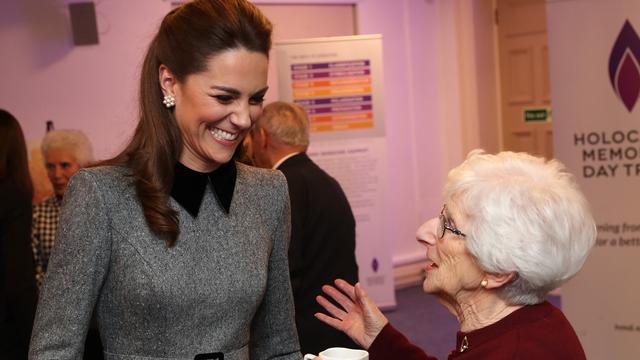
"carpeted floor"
382,285,562,359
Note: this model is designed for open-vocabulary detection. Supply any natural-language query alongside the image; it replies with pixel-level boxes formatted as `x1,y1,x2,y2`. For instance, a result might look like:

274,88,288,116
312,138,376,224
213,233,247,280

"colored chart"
291,60,374,132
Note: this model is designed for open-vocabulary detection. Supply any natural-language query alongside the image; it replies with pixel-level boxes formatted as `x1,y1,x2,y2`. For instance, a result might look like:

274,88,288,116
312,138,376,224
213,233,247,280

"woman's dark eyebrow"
211,85,241,95
252,86,269,96
210,86,269,97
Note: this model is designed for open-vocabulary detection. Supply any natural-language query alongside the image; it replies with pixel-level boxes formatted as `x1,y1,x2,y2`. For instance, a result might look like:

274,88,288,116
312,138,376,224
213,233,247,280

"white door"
497,0,553,158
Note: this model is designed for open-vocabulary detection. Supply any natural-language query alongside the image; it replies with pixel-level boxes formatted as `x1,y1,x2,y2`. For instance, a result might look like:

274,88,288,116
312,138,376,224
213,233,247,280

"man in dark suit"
250,101,359,355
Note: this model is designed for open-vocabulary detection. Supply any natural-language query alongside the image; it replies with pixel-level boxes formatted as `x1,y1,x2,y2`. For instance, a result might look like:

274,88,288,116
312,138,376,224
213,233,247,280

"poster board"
546,0,640,358
275,35,396,308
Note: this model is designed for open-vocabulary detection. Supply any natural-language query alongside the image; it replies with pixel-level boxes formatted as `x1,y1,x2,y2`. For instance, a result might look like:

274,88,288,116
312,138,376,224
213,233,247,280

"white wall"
0,0,500,280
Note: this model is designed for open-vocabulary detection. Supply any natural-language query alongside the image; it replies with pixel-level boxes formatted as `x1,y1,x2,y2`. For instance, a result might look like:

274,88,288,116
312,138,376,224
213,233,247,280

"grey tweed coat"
29,164,301,360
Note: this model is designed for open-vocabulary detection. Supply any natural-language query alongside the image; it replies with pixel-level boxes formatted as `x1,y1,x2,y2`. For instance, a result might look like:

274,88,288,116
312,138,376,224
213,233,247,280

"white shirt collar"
273,152,302,169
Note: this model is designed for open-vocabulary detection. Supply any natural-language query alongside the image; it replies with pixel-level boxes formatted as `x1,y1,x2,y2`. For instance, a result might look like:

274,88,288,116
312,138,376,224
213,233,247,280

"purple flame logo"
609,20,640,112
371,258,379,273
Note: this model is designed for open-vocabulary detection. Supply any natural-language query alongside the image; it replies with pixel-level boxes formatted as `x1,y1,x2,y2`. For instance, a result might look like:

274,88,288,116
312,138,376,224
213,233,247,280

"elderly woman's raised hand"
314,279,388,349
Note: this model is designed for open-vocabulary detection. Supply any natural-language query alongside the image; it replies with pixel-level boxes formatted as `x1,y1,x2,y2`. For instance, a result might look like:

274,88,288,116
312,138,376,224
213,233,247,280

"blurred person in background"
32,129,94,288
316,150,595,360
250,101,359,355
0,109,38,358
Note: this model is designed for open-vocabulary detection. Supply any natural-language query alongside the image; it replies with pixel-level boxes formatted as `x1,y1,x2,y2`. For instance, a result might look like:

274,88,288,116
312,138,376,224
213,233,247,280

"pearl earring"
163,94,176,108
480,279,488,288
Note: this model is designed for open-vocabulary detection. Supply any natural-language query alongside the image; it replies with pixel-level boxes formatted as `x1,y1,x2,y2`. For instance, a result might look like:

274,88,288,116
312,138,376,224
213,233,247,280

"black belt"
194,353,223,360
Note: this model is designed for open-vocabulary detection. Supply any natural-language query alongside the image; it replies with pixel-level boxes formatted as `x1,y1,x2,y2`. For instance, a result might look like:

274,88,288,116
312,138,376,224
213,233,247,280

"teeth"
210,128,238,141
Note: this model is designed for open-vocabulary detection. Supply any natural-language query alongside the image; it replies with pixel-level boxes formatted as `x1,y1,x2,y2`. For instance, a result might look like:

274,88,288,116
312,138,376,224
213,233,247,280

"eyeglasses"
437,204,466,239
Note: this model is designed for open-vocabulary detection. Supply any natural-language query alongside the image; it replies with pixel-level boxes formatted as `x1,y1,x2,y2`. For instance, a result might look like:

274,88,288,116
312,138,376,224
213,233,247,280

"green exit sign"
524,108,551,122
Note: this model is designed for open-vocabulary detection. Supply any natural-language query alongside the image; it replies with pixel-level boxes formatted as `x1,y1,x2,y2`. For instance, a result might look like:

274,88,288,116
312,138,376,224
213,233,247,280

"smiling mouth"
209,127,238,141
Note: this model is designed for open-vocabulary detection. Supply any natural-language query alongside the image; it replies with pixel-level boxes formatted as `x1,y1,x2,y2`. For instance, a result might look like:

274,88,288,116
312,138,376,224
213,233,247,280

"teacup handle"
303,354,317,360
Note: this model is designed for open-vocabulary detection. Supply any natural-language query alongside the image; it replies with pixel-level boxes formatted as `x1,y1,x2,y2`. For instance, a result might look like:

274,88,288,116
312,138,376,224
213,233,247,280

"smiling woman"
159,49,268,173
28,1,301,359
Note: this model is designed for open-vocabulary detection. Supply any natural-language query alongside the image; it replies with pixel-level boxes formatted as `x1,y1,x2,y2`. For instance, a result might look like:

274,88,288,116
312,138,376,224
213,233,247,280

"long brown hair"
0,109,33,198
102,0,272,246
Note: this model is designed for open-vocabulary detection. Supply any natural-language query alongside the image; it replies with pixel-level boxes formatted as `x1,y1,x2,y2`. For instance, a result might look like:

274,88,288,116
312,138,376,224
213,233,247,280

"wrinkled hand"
314,279,389,349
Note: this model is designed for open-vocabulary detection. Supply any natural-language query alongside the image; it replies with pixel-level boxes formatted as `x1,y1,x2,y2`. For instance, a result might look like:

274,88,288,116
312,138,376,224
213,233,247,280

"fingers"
314,311,345,331
334,279,356,300
354,283,379,316
354,282,368,305
322,280,373,313
322,284,355,311
354,283,383,321
316,294,348,320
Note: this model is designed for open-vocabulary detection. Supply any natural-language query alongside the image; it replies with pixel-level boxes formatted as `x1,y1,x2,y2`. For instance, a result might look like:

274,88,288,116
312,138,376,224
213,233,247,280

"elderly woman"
316,150,595,359
32,129,94,287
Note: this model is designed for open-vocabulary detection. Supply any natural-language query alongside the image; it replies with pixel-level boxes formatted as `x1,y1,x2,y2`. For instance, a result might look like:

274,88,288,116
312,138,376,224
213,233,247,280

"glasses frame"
438,205,466,239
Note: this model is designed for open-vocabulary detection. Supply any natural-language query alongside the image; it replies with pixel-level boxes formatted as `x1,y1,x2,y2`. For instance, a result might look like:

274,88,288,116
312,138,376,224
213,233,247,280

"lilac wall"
355,0,443,266
0,0,489,276
1,0,169,159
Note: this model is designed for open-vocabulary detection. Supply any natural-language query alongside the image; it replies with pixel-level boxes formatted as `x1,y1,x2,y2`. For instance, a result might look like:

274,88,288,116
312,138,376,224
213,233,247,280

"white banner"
274,35,395,308
547,0,640,358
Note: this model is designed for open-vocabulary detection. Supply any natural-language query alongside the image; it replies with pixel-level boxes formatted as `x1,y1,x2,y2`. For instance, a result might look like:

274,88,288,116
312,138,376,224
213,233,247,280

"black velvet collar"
170,161,236,217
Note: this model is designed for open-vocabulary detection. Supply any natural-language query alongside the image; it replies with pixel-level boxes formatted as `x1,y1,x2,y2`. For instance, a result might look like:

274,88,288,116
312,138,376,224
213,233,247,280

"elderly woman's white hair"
445,149,596,305
41,129,94,166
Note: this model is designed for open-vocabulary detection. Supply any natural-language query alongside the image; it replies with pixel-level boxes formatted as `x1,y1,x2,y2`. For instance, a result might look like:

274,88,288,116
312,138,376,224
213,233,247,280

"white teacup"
303,347,368,360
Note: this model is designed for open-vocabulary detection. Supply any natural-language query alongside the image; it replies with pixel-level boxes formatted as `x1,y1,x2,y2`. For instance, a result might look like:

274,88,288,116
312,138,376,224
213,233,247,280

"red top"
368,301,586,359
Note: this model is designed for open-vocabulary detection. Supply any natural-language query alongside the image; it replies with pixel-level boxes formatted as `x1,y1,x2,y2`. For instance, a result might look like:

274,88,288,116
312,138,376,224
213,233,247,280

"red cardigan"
368,301,586,359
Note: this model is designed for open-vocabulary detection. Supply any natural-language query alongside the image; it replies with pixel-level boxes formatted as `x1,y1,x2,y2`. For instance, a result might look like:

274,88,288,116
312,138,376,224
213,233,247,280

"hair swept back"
0,109,33,198
41,129,94,167
100,0,272,246
255,101,310,147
